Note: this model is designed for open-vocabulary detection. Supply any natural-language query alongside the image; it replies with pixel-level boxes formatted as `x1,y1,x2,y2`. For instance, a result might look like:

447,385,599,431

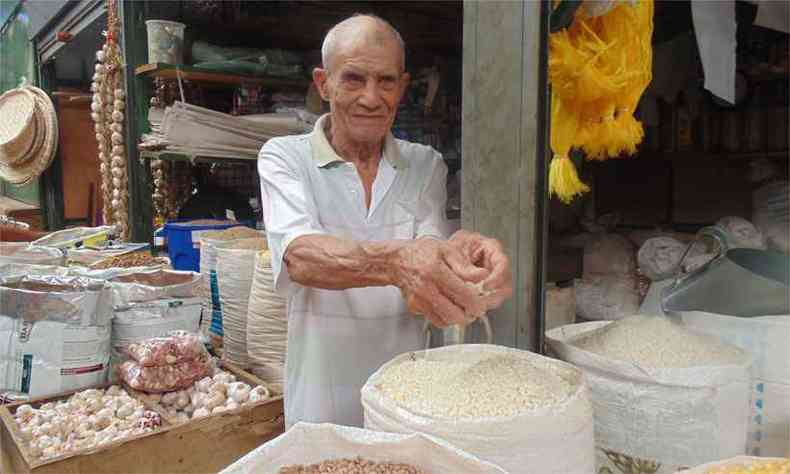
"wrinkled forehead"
331,42,403,75
327,27,404,73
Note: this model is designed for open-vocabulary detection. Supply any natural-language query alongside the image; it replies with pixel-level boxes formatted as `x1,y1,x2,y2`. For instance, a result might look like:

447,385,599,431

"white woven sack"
220,422,506,474
575,274,640,321
246,251,287,393
546,321,753,473
583,233,636,276
361,344,596,474
673,311,790,458
677,456,789,473
199,236,223,338
216,241,262,367
753,181,789,254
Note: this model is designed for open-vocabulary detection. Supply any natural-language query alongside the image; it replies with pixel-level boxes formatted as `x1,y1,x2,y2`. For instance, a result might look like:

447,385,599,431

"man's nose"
358,79,383,109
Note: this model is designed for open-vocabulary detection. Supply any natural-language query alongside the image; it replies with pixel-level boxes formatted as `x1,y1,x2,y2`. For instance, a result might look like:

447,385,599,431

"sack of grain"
216,237,268,368
246,250,287,393
673,311,790,458
575,274,640,321
0,242,63,266
198,227,262,341
361,344,595,474
220,422,506,474
0,263,69,279
717,216,767,250
0,275,112,399
546,315,753,473
583,233,636,276
110,269,202,307
546,282,576,331
753,181,789,254
679,456,790,474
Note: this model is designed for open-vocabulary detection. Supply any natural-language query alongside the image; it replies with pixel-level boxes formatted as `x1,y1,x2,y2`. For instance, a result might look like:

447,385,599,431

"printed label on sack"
21,354,32,394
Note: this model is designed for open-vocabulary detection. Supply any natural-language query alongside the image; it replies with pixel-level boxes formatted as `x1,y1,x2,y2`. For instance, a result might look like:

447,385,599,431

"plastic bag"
0,243,63,266
118,353,211,393
125,331,206,367
110,269,202,307
219,422,506,474
546,321,753,473
361,344,596,474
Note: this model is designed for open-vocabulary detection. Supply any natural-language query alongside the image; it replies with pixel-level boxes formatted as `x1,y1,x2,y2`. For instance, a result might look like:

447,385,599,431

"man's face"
314,39,409,145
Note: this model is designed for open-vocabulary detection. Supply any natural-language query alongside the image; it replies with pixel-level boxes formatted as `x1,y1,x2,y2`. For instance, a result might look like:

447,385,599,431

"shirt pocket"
388,201,416,240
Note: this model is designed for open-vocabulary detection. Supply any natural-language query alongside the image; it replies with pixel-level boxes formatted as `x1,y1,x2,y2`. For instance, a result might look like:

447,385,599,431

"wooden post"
462,1,550,351
37,60,65,232
118,0,153,243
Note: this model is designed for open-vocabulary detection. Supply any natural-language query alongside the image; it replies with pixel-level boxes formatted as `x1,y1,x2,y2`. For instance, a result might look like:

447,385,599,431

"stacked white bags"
547,316,753,473
198,227,262,344
575,233,640,321
362,345,595,474
216,238,268,368
246,250,287,393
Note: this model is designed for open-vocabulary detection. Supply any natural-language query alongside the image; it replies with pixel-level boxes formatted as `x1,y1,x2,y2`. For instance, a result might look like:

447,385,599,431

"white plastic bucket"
146,20,185,64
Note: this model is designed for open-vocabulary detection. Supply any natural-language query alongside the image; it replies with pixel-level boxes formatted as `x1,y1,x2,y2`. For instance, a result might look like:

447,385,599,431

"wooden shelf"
140,150,257,164
134,63,309,89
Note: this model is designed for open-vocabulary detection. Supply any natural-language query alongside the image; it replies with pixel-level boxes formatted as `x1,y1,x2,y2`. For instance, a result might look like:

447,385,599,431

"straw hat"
0,88,37,166
0,86,59,185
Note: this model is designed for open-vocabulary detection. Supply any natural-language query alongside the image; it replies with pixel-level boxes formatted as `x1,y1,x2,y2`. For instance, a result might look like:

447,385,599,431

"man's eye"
343,74,365,84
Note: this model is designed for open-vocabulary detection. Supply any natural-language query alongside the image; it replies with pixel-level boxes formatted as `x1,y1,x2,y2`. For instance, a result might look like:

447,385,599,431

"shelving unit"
134,63,310,89
140,150,258,164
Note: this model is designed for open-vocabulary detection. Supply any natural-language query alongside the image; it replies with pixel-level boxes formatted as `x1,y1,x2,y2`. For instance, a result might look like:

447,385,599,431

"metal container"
661,226,790,317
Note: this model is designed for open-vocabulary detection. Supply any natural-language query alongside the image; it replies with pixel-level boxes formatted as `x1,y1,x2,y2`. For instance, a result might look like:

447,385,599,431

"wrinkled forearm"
284,234,409,290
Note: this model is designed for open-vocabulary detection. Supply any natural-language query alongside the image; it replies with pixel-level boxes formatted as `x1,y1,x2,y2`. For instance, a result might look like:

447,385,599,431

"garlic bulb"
249,385,271,403
112,110,124,122
228,382,251,404
111,132,123,145
193,407,210,418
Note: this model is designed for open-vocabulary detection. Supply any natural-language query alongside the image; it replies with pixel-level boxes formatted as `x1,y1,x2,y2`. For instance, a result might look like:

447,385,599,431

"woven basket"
0,88,37,166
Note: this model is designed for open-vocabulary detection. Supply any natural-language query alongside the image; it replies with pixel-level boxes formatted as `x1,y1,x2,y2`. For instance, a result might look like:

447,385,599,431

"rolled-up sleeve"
258,138,326,297
415,152,451,240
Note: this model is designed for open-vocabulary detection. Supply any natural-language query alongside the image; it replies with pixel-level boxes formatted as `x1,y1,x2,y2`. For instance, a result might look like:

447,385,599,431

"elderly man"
258,14,512,428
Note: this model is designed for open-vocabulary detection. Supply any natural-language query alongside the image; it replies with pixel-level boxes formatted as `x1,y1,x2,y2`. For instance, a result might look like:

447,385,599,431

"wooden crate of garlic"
0,362,283,474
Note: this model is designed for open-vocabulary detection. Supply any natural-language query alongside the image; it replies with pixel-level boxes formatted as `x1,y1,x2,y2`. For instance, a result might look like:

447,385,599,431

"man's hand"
390,238,488,328
448,230,513,311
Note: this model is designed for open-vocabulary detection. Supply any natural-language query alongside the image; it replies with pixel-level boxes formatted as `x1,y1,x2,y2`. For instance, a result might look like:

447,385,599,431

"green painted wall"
0,1,40,204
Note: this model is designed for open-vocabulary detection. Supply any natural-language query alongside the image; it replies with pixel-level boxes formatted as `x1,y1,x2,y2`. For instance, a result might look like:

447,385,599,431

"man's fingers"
427,291,467,327
434,262,487,318
442,246,487,283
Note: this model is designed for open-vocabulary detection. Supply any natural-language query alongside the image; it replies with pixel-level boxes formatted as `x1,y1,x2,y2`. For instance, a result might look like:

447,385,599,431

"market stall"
1,0,788,473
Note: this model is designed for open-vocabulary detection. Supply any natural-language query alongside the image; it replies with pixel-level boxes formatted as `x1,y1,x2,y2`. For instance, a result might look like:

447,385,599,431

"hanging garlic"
111,111,124,122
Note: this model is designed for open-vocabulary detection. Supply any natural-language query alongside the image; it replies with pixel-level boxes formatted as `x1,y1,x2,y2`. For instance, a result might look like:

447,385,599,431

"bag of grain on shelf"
575,274,640,321
673,311,790,458
199,226,262,341
216,237,268,368
0,242,63,266
220,422,506,474
753,181,789,254
246,250,287,393
546,315,753,473
361,344,595,474
0,275,112,399
583,233,636,276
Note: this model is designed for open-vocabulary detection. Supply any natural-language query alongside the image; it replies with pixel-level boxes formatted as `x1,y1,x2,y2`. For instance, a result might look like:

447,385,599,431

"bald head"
321,14,405,73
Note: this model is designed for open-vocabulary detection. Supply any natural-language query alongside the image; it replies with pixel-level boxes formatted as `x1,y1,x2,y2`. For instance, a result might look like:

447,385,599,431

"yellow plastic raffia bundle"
549,0,654,203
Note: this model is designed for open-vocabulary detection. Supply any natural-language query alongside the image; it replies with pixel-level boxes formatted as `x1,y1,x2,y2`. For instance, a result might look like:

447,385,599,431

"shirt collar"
309,114,408,170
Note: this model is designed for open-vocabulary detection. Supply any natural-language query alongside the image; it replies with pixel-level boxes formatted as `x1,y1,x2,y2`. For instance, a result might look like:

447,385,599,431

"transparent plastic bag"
118,353,211,393
125,331,206,367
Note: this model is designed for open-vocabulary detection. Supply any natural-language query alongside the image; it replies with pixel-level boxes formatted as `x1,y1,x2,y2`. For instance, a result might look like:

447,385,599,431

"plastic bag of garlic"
546,315,753,474
361,344,595,474
219,422,506,474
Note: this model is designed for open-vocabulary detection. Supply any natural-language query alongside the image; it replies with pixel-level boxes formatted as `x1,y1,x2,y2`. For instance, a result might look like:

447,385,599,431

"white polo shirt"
257,114,449,428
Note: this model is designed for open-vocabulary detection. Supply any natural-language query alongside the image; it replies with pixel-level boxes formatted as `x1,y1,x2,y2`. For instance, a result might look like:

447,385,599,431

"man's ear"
313,68,331,101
